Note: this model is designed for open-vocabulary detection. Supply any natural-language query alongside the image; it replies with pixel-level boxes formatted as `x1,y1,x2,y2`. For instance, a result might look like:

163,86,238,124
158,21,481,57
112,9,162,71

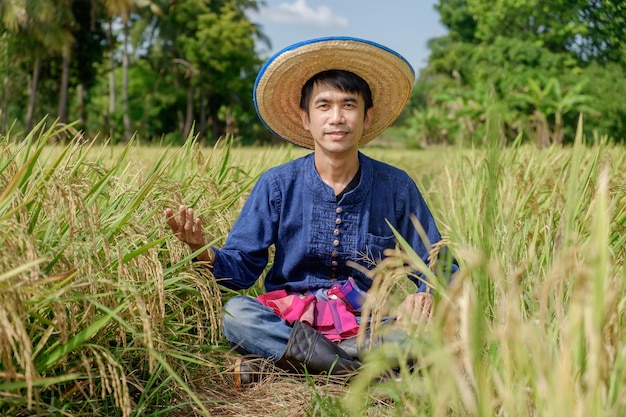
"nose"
329,106,345,124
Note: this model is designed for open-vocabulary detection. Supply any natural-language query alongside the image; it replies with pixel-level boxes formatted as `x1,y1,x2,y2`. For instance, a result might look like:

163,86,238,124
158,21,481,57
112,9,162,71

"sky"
246,0,448,73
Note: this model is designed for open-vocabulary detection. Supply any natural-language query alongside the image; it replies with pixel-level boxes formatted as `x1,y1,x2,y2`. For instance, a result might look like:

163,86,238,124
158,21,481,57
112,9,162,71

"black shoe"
232,356,274,390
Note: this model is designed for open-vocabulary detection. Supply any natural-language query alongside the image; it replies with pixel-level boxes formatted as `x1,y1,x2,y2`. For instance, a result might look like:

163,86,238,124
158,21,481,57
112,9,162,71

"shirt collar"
304,152,373,204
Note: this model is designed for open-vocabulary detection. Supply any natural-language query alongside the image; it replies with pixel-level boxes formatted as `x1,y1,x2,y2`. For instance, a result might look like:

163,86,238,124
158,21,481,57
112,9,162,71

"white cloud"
263,0,348,28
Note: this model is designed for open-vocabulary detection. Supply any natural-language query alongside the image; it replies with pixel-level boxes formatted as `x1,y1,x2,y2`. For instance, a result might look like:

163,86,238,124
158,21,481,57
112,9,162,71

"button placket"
330,206,343,280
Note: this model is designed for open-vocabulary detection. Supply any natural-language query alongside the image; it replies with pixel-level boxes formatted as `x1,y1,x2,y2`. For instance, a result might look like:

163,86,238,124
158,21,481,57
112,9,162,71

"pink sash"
257,277,366,342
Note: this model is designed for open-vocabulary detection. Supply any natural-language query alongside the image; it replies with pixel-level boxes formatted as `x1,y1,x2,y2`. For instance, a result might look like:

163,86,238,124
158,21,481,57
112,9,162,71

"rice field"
1,119,625,416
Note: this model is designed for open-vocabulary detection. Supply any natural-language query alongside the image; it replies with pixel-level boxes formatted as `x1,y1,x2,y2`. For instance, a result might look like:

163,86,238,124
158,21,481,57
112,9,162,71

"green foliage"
0,0,264,144
435,0,478,43
575,62,626,141
406,0,626,147
166,0,261,140
466,0,589,51
576,0,626,66
512,76,595,146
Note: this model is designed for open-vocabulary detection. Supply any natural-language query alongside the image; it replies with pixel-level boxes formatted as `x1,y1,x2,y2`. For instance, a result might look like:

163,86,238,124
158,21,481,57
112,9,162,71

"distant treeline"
1,0,625,146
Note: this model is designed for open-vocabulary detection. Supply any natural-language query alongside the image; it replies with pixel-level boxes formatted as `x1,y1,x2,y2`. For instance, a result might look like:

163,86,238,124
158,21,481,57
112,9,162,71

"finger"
165,208,182,235
194,218,203,236
175,206,184,237
419,294,433,319
405,293,424,320
396,297,412,322
178,205,188,227
184,208,195,236
411,301,423,323
164,208,174,224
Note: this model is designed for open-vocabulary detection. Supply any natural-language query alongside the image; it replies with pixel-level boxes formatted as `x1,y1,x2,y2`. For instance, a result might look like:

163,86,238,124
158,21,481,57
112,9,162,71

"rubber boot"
232,321,361,389
275,320,361,375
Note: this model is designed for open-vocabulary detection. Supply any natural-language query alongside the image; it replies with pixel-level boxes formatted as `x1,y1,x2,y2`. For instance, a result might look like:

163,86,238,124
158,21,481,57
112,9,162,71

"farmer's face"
299,82,372,155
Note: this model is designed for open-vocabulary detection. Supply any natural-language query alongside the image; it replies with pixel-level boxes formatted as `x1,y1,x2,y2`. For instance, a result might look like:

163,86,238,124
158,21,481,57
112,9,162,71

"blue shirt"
212,152,457,293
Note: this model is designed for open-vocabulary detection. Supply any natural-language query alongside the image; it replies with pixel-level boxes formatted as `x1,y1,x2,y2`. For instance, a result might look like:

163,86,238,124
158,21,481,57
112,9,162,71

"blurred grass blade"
0,259,45,285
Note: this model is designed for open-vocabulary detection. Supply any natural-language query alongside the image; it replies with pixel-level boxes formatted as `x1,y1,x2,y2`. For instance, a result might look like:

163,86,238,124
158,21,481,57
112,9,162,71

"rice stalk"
2,116,625,416
346,122,625,416
0,121,262,415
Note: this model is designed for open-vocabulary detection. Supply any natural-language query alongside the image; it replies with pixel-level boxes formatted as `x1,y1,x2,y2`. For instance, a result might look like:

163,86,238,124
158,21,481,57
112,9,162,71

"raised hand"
164,205,213,263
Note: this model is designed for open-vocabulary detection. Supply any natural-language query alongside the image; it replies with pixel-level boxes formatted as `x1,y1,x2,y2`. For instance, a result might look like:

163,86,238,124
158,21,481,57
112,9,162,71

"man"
165,37,458,387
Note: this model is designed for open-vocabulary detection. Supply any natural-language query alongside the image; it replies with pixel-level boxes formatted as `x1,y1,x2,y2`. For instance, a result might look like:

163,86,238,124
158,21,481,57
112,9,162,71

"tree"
70,0,106,130
465,0,589,52
144,0,261,142
56,0,75,125
1,0,267,142
513,77,594,146
407,0,626,145
101,0,162,141
1,0,71,131
575,0,626,66
435,0,477,43
437,0,626,67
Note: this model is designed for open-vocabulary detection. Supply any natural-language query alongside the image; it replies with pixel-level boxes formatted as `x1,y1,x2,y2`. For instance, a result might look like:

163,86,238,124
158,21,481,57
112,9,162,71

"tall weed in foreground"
0,123,265,416
346,119,626,416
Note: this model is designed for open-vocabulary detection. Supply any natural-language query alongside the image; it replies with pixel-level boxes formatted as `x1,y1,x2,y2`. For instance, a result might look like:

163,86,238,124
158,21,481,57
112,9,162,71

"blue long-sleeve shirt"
212,152,457,293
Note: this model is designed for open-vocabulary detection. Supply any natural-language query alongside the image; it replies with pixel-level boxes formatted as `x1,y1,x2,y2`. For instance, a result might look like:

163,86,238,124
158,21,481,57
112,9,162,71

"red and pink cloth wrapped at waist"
256,277,367,342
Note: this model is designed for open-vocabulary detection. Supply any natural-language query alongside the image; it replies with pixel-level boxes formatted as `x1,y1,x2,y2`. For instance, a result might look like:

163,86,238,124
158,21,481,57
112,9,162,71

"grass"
0,119,625,416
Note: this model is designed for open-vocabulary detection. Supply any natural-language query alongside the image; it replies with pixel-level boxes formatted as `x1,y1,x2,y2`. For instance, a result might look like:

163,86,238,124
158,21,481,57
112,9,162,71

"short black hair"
299,70,373,114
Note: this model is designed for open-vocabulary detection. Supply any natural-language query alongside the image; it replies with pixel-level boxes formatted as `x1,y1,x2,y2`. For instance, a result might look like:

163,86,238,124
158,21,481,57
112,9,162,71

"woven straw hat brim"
254,37,415,149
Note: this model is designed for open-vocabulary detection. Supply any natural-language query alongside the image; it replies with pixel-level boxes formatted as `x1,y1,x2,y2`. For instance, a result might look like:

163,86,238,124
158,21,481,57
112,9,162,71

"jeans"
222,295,293,359
222,295,411,360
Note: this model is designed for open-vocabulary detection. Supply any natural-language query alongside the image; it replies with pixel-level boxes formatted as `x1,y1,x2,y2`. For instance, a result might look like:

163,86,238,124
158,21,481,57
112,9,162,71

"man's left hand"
396,292,433,323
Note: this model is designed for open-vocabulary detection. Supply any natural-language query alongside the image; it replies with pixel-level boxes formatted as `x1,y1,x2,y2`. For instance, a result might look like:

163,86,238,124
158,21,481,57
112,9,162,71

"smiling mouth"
325,130,350,136
325,132,349,141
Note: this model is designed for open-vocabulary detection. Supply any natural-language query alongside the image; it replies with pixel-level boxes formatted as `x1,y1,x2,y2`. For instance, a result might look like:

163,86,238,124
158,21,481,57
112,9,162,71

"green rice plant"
345,119,626,416
0,122,275,416
2,116,625,416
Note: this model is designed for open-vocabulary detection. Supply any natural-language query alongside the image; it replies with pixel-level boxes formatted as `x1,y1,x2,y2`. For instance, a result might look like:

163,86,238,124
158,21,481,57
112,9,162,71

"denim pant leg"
222,295,292,360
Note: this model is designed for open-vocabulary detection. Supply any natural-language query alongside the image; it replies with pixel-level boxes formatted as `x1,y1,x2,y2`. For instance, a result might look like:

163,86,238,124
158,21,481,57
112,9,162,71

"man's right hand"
164,205,214,263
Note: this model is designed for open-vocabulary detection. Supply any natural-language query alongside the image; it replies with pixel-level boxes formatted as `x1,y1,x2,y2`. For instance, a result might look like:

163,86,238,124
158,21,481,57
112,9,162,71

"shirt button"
333,229,340,236
335,218,342,225
333,239,340,247
336,207,343,214
331,251,338,257
331,261,338,267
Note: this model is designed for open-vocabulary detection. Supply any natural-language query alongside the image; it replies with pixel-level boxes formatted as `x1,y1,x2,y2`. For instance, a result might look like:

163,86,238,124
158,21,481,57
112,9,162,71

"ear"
363,108,373,129
299,109,310,131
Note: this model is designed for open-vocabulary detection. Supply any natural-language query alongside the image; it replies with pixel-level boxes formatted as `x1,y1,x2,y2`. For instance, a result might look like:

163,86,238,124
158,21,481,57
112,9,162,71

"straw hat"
253,36,415,149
